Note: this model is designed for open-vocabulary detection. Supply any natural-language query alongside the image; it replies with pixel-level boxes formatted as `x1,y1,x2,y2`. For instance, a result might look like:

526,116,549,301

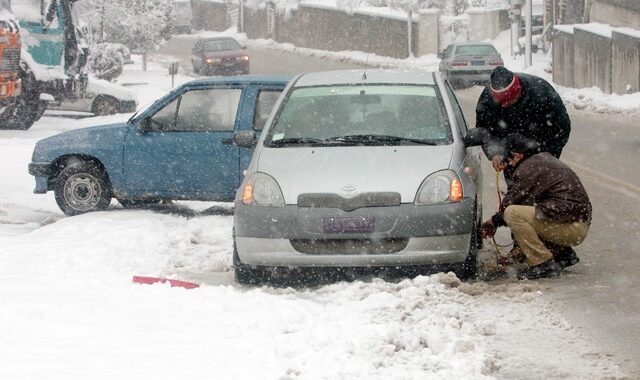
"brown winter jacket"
493,152,592,225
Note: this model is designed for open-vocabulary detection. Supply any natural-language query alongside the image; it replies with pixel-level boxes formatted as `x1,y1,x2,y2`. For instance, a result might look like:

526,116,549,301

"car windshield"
202,39,241,51
266,84,452,147
455,45,497,56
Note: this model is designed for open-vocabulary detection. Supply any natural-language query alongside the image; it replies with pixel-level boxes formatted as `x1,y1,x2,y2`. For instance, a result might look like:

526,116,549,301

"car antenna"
362,54,369,80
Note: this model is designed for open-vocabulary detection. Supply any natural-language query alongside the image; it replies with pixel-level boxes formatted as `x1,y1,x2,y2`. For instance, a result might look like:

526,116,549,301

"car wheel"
233,236,266,285
54,161,112,216
92,96,119,116
118,198,161,208
455,208,479,280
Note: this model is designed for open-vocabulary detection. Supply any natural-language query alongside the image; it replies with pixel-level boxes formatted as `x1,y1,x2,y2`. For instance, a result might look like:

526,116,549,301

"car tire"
0,68,40,131
54,161,112,216
455,207,480,280
92,96,119,116
233,236,266,285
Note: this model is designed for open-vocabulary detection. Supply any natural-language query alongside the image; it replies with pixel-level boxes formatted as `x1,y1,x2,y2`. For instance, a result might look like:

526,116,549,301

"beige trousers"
503,205,590,266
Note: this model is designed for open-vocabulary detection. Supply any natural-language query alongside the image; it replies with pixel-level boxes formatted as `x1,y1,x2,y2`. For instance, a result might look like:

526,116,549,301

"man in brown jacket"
481,134,592,280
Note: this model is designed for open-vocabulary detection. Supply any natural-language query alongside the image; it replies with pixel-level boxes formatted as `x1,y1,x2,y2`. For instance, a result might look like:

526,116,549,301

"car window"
267,85,451,145
444,45,455,58
444,82,468,135
254,90,282,131
203,39,241,51
454,45,498,56
150,97,179,130
173,88,242,132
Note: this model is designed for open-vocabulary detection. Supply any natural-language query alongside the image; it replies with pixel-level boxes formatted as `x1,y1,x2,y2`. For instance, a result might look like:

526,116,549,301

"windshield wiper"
326,134,440,146
269,137,327,146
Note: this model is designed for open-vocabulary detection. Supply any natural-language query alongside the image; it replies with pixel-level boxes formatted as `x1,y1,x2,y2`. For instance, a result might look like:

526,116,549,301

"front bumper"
234,199,475,267
205,61,249,75
28,162,53,194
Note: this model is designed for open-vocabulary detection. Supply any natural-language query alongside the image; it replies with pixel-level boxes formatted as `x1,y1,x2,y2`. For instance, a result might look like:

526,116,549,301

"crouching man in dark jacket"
481,135,592,280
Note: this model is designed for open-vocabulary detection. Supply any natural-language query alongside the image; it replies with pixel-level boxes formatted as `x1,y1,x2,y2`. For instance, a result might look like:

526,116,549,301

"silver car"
233,69,483,284
438,42,504,87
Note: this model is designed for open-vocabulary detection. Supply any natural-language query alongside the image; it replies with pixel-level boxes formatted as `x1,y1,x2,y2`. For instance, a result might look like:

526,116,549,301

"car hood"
256,145,454,204
203,50,247,59
33,122,130,160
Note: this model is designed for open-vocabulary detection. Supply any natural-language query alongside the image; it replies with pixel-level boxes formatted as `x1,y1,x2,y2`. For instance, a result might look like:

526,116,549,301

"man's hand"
480,219,497,239
491,155,506,172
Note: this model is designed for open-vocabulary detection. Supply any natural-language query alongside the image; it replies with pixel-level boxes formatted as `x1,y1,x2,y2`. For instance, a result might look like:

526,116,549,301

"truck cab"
1,0,88,130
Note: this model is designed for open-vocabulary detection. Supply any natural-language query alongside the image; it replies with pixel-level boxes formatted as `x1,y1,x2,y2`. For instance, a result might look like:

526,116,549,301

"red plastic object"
133,276,200,289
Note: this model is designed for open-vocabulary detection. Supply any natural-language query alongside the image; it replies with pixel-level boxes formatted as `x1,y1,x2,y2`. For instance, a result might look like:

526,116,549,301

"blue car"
28,76,289,215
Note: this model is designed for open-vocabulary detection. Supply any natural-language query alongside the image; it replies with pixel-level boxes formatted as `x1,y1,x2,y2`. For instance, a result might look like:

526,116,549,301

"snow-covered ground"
0,52,627,378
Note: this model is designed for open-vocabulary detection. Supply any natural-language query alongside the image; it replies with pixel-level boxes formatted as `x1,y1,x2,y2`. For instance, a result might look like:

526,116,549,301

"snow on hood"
89,76,137,102
257,145,453,203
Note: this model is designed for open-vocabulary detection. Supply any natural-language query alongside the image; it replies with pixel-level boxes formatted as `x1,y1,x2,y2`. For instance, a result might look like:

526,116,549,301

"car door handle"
222,138,234,145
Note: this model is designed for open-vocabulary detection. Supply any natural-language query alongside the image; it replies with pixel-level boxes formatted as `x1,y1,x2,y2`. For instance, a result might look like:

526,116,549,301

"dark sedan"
191,37,250,76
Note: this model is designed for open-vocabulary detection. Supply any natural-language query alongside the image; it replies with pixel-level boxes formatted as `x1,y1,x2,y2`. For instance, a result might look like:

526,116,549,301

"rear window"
266,85,452,146
455,45,498,56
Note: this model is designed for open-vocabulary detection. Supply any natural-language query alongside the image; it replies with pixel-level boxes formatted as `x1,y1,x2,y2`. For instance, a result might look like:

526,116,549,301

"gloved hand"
491,155,506,172
480,219,497,239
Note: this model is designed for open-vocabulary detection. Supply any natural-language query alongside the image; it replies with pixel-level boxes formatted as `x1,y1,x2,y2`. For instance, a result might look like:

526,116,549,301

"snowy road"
0,46,636,378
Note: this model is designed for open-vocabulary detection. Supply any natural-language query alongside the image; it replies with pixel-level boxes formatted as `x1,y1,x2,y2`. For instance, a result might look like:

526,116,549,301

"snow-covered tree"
77,0,174,53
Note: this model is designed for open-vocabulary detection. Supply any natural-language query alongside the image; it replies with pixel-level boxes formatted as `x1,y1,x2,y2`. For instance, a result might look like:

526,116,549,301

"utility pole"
524,0,532,67
509,0,521,58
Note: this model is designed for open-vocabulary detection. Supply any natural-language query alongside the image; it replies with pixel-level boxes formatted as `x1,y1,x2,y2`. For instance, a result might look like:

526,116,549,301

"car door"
123,86,243,199
237,84,285,174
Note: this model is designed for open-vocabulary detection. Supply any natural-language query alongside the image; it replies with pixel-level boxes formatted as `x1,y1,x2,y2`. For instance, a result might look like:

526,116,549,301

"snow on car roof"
294,69,436,87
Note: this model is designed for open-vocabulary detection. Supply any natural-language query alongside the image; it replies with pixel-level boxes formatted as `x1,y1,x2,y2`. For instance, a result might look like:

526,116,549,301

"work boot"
544,241,580,269
517,259,562,280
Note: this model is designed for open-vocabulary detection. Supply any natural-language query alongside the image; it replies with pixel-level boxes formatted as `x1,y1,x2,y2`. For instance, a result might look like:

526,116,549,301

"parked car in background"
28,76,289,215
48,76,138,116
232,69,484,284
173,0,193,34
191,37,250,76
438,42,503,87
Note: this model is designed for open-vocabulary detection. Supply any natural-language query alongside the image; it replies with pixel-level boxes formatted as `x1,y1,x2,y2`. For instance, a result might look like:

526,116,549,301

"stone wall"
611,30,640,93
590,0,640,29
573,26,612,93
245,5,418,59
552,28,574,88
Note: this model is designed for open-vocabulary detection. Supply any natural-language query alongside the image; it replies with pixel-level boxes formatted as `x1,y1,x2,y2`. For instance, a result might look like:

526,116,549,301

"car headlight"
206,58,217,64
242,172,285,207
238,56,250,61
414,170,463,205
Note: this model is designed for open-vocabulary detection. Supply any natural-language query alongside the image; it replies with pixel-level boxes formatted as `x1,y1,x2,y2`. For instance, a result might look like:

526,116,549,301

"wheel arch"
49,154,112,190
91,94,119,115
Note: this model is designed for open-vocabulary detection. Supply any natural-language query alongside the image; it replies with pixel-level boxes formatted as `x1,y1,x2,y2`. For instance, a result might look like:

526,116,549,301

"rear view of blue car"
28,76,289,216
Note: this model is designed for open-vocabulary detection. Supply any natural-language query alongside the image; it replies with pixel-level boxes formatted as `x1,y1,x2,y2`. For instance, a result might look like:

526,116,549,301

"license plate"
323,216,375,233
471,60,485,66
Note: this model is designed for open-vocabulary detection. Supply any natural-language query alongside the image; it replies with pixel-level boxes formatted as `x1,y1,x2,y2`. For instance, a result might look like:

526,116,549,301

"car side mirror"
234,131,257,148
463,128,488,148
241,45,247,50
139,117,153,133
438,52,445,59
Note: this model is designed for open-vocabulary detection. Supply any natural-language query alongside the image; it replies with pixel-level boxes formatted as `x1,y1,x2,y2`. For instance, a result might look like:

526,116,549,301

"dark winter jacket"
492,152,592,225
475,73,571,159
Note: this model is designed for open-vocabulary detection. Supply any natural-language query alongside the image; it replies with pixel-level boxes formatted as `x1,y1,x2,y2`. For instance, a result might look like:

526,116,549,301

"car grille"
0,47,20,73
298,192,401,212
290,238,408,255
